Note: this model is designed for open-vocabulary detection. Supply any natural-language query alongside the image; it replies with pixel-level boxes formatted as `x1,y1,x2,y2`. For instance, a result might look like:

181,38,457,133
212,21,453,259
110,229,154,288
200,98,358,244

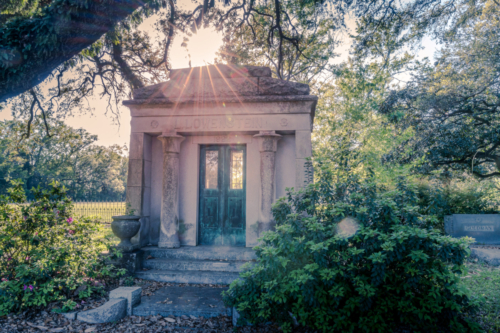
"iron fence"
8,201,127,224
72,201,126,223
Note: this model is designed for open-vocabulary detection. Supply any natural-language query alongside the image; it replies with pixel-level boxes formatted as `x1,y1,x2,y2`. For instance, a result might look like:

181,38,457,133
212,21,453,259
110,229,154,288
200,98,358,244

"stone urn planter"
111,215,141,252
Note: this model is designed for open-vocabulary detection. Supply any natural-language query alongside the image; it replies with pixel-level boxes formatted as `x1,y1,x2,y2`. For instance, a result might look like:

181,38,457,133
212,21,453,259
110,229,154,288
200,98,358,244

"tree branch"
163,0,176,70
0,0,153,103
112,40,145,90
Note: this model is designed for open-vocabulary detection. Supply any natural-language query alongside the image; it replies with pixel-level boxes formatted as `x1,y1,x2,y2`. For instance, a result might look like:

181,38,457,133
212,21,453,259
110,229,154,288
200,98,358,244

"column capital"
253,131,282,152
158,132,185,153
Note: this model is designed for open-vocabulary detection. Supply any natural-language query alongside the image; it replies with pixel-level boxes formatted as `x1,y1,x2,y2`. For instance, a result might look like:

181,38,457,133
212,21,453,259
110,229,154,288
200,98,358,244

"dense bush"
416,179,499,231
223,174,479,332
0,180,125,315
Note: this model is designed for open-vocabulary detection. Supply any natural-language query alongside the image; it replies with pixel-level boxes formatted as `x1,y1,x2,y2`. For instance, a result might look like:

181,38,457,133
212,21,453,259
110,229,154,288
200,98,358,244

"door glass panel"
205,151,218,189
230,150,243,189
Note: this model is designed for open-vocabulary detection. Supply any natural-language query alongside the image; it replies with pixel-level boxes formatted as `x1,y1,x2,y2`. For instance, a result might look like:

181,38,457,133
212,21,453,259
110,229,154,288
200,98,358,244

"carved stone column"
127,133,152,248
158,132,185,248
253,131,282,235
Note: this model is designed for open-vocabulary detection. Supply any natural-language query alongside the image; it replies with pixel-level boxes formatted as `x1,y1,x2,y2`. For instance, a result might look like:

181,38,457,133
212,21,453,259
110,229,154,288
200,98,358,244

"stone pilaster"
253,131,282,235
295,130,313,188
158,132,185,248
127,133,152,248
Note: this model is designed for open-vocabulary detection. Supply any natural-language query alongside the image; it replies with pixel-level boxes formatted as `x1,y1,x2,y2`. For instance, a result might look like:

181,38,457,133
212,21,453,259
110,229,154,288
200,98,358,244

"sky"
0,4,439,149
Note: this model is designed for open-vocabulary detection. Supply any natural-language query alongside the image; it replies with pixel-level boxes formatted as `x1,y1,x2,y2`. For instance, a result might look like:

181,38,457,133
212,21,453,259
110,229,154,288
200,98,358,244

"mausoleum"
123,64,317,249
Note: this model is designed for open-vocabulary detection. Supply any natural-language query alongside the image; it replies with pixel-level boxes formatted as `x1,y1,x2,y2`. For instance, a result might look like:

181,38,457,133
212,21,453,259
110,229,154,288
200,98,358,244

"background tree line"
0,117,127,200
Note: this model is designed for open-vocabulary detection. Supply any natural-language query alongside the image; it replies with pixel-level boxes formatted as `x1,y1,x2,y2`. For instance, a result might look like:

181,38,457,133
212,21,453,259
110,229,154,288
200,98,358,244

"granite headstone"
444,214,500,245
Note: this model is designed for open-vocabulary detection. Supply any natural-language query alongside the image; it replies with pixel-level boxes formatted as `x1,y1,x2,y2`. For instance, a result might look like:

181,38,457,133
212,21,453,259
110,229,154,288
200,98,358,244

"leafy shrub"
223,174,479,332
0,180,125,315
417,179,499,231
123,276,135,287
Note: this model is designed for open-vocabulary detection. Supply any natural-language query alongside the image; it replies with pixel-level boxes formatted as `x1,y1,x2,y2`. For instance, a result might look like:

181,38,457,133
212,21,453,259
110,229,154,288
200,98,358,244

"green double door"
199,145,246,246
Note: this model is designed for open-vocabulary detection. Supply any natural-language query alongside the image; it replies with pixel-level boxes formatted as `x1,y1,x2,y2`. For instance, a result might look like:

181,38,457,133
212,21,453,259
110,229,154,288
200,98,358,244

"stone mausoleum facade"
123,65,317,249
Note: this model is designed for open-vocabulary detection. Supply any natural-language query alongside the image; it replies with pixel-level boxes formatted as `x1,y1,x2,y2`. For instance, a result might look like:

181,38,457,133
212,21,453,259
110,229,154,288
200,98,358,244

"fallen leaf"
50,328,65,332
85,327,96,332
27,322,49,331
147,255,154,259
461,276,472,278
135,324,146,327
189,315,197,320
165,318,176,323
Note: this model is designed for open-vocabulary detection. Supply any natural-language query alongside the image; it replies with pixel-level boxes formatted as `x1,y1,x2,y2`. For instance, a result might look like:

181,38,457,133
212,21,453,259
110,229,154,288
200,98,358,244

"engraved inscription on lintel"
174,117,267,130
215,135,229,143
464,225,494,232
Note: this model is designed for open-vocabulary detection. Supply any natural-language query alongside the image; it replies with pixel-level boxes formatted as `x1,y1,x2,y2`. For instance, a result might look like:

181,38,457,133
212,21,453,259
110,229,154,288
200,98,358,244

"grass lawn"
94,224,120,246
460,259,500,332
72,202,123,247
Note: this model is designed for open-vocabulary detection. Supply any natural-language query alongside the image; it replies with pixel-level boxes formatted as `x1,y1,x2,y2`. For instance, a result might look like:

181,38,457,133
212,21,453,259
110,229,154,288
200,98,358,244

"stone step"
143,258,248,272
141,246,257,262
133,285,231,318
136,269,240,285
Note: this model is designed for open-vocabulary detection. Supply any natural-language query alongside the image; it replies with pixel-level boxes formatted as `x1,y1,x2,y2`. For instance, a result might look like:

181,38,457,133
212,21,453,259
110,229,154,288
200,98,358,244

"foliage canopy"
361,0,500,179
0,118,127,200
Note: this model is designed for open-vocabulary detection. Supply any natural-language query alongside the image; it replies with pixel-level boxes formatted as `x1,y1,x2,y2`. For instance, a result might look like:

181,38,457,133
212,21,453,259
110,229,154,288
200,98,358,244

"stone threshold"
132,285,230,318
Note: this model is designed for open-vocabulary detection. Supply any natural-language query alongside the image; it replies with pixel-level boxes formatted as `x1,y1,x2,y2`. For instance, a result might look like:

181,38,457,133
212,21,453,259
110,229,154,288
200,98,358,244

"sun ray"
172,67,195,112
196,66,204,114
212,64,249,112
205,64,220,108
224,63,260,90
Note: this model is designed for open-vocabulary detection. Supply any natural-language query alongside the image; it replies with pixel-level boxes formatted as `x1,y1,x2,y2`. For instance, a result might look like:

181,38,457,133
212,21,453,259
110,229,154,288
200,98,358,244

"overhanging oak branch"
0,0,156,104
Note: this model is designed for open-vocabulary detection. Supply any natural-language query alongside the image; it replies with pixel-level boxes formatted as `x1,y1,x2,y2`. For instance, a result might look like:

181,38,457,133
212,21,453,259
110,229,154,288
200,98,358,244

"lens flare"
336,217,360,239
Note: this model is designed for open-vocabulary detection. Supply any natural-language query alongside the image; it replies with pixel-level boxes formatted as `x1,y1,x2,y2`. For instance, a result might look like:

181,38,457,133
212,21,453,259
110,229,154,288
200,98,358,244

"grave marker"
444,214,500,245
